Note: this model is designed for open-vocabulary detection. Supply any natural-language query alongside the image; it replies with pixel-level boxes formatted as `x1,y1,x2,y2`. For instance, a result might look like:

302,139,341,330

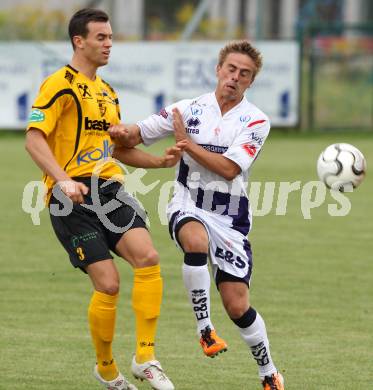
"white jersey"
137,91,270,237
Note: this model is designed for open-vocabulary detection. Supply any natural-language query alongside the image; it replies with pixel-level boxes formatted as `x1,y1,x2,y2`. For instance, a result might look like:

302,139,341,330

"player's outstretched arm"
112,140,186,169
109,123,143,147
162,140,187,167
25,129,88,203
172,108,241,180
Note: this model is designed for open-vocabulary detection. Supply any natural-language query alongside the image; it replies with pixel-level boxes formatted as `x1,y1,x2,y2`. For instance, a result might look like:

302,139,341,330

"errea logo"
186,117,201,134
84,117,110,131
187,117,201,127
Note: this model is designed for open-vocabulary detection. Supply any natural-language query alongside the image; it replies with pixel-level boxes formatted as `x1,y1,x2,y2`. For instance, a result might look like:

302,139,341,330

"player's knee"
98,280,120,296
134,248,160,268
230,306,257,328
182,236,208,253
144,248,160,266
225,301,248,320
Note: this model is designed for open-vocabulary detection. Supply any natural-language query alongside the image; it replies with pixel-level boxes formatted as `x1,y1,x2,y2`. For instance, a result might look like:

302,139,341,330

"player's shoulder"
40,65,76,91
173,92,214,116
167,97,195,116
98,76,117,96
241,99,270,130
190,92,215,107
47,65,77,84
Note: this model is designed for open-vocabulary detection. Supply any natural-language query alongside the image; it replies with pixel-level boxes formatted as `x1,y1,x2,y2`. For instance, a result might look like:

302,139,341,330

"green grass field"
1,132,372,390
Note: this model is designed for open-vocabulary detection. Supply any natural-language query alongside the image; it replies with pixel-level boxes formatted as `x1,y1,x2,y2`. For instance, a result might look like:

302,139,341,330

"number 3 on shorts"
76,247,85,260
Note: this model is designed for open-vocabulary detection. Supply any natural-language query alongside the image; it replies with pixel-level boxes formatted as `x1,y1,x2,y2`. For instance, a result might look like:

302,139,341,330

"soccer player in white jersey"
110,40,284,390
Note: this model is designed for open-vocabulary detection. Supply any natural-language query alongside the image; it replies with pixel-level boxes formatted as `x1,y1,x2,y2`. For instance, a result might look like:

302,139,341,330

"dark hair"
218,40,263,79
68,8,109,49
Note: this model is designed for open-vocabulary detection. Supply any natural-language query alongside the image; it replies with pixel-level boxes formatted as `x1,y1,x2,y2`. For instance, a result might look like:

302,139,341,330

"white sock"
182,263,213,334
237,311,277,378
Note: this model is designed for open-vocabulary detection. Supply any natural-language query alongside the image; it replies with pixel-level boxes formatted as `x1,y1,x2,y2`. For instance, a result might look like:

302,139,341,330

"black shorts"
49,177,146,271
215,268,250,289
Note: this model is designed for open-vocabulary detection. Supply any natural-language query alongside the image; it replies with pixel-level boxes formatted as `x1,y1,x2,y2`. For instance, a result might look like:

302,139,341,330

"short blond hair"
218,40,263,79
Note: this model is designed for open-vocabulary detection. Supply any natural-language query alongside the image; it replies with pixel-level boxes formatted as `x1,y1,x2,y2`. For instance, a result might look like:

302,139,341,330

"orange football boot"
199,326,228,358
261,372,284,390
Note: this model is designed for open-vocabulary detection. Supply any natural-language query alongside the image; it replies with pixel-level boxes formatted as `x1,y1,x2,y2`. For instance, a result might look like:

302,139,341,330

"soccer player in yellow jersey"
25,8,181,390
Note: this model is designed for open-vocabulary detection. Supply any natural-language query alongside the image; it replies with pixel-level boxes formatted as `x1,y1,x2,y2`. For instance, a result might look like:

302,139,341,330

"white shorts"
168,207,253,285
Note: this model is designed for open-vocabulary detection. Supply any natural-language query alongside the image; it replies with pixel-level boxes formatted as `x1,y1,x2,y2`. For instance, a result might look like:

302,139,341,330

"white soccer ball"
317,143,366,191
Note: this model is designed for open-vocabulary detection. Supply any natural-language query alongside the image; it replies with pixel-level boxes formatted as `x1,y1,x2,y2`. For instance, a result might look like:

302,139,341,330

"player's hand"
109,124,132,146
161,140,187,167
56,180,89,204
172,108,188,144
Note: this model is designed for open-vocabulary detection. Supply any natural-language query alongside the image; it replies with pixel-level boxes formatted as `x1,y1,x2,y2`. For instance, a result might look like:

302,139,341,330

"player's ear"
215,64,221,76
72,35,84,49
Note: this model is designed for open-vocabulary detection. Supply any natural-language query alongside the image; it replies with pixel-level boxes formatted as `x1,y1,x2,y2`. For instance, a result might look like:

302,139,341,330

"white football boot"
94,365,138,390
131,356,174,390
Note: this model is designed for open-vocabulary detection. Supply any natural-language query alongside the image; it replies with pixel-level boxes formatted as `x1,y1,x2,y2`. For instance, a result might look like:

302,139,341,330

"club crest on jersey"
77,83,92,99
28,109,45,123
190,106,203,116
97,99,107,117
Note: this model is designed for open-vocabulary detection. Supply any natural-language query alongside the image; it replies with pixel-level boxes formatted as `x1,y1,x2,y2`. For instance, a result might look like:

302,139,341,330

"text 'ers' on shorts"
49,177,147,271
169,209,253,287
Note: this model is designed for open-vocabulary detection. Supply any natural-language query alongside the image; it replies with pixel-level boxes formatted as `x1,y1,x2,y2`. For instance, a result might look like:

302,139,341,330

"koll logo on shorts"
28,109,45,123
77,140,114,165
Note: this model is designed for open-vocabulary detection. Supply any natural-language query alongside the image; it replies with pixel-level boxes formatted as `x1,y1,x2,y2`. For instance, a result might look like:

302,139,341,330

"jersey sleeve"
137,99,192,146
223,118,270,172
26,74,71,136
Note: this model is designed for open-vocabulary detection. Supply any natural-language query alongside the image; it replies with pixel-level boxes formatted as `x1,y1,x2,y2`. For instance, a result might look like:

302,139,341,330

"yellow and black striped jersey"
27,65,123,199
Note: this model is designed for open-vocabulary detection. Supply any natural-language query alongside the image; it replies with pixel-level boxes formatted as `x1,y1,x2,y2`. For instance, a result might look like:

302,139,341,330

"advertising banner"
0,41,299,129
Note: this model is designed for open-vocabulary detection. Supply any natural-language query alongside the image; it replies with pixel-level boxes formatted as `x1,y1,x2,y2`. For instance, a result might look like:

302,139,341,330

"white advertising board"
0,41,299,129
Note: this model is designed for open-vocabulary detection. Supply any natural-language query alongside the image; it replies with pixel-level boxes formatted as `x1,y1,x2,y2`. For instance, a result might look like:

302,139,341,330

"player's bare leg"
178,221,227,357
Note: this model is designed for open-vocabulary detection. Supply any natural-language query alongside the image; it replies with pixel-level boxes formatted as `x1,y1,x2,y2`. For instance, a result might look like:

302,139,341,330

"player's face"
216,52,256,102
79,21,113,67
